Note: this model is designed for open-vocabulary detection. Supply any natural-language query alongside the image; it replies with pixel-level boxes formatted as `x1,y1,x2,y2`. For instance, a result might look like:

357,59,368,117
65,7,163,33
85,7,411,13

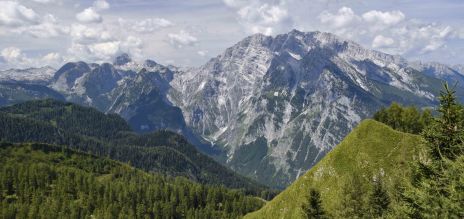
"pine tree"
423,83,464,161
402,83,464,218
302,188,326,219
338,174,367,218
369,177,390,217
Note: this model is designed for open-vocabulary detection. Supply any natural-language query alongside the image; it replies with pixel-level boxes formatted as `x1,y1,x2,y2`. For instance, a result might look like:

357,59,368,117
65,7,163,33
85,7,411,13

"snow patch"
287,51,302,60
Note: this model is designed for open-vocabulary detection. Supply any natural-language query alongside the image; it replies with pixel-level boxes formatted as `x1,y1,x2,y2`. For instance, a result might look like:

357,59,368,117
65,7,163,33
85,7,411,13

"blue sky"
0,0,463,69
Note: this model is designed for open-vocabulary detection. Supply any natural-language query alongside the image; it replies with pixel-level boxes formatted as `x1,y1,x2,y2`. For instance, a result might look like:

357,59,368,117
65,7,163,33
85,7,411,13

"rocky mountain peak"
114,53,132,66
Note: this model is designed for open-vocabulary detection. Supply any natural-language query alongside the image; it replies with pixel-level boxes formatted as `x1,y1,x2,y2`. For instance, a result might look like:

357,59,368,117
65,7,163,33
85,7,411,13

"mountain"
453,64,464,76
47,55,216,154
0,81,65,106
0,66,55,85
410,61,464,86
0,30,463,188
0,99,270,194
245,119,423,218
168,30,460,188
0,142,264,218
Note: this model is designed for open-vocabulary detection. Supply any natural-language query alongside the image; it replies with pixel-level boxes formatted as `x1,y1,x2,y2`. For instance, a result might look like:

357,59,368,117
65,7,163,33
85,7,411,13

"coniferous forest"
0,142,264,218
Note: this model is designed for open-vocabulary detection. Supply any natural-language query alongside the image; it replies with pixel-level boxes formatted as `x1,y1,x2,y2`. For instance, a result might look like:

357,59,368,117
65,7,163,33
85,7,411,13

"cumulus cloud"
316,7,461,56
362,10,405,26
197,50,208,57
319,7,360,29
224,0,293,35
372,35,395,48
118,18,173,33
69,24,111,43
75,0,110,23
0,2,67,38
0,1,40,27
41,52,62,64
13,14,68,38
1,47,62,68
168,30,198,48
76,8,102,23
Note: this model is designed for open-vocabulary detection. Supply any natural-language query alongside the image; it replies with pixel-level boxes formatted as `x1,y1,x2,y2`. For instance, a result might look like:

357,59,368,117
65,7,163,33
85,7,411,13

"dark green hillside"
0,99,272,197
0,142,264,218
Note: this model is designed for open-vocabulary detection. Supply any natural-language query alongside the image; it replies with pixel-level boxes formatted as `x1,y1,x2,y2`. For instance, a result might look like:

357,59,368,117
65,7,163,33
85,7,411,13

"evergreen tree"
369,177,390,218
338,174,367,218
301,188,326,219
423,83,464,161
402,83,464,218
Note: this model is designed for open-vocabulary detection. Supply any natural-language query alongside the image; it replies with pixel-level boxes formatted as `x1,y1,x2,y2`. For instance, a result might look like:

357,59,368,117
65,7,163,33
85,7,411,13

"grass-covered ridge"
245,119,423,218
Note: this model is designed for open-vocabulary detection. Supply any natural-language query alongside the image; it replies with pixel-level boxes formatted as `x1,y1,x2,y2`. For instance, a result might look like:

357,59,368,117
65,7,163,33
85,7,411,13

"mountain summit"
167,30,462,187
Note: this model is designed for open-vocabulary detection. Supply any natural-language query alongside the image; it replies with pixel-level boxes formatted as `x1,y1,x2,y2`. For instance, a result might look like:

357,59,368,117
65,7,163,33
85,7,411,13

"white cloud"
69,24,111,43
76,8,102,23
372,35,395,48
168,30,198,48
224,0,293,35
13,14,68,38
88,41,120,59
1,47,62,68
197,50,208,56
93,0,110,11
119,18,173,33
319,7,360,29
362,10,405,27
0,1,40,27
1,47,23,62
41,52,62,63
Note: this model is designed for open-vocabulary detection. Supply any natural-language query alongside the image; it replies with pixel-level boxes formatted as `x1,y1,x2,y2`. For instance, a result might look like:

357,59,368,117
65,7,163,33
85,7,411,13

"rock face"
1,30,463,188
167,30,459,188
47,54,218,155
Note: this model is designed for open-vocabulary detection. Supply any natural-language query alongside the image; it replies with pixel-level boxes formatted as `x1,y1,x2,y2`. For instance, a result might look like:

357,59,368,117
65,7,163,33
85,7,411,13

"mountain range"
1,29,463,188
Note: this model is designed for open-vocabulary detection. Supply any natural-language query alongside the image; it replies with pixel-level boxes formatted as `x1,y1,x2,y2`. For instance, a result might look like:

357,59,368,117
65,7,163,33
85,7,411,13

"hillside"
0,99,271,196
0,142,264,218
245,119,423,218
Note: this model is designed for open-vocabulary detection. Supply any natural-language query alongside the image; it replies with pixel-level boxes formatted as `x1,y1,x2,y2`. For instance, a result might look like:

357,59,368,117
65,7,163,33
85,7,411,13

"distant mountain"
410,61,464,86
0,30,463,188
0,66,55,85
46,55,217,154
0,99,270,194
245,120,422,218
0,81,65,106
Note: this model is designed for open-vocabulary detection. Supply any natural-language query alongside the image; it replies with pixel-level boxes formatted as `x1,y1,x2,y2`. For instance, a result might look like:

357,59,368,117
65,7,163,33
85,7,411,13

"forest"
0,142,264,219
0,99,275,198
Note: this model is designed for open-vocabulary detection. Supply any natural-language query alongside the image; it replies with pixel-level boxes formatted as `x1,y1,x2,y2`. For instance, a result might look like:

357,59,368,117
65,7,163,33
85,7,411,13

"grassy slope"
245,119,423,219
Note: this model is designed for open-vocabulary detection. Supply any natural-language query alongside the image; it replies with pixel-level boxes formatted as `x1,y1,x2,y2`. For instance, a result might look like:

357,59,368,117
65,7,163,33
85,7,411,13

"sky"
0,0,463,70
